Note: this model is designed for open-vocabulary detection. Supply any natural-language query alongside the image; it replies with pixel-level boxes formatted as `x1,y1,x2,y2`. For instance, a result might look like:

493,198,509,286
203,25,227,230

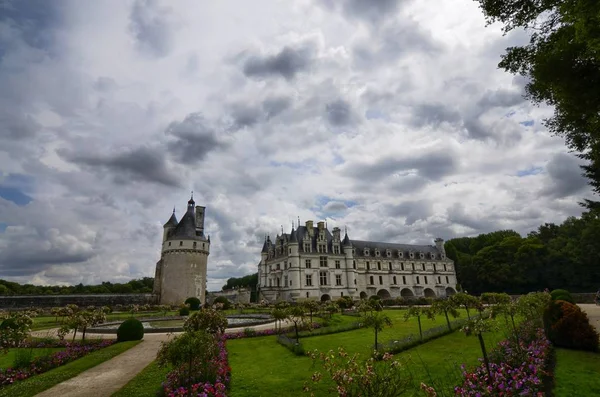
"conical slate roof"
163,212,178,227
172,207,196,238
289,227,298,243
342,232,352,247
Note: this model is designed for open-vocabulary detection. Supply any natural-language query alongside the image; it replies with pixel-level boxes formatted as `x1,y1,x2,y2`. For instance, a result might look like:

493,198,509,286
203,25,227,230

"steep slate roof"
171,208,197,238
163,212,178,227
261,238,269,253
350,240,438,258
342,232,352,247
289,227,298,243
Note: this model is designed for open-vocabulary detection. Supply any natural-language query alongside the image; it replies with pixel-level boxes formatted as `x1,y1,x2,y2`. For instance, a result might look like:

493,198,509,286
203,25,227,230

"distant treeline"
446,210,600,295
0,277,155,296
222,273,258,291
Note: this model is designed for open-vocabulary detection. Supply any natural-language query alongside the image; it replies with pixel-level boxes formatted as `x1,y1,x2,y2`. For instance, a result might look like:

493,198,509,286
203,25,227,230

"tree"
271,308,288,334
403,306,431,341
183,309,228,334
357,300,392,351
302,300,320,325
431,299,460,331
287,305,308,342
450,292,480,320
474,0,600,208
461,311,499,385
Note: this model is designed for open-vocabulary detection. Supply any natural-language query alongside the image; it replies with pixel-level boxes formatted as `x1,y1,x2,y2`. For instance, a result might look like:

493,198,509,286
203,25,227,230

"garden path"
579,303,600,332
32,319,290,397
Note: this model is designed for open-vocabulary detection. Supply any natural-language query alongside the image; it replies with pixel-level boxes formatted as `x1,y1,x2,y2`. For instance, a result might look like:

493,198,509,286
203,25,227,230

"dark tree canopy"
447,210,600,294
222,273,258,291
475,0,600,208
0,277,155,296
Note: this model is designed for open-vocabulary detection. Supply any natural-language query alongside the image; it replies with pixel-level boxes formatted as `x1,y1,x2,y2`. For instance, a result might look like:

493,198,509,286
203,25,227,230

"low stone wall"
209,288,252,304
0,294,158,309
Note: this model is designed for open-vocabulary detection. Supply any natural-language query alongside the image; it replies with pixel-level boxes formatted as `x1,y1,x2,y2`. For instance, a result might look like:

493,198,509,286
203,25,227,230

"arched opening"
424,288,436,298
359,291,368,300
377,289,391,299
445,287,456,296
321,294,331,302
400,288,415,298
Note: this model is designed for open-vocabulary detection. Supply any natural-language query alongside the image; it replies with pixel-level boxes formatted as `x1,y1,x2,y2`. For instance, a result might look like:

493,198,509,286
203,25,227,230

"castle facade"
153,195,210,305
258,220,457,302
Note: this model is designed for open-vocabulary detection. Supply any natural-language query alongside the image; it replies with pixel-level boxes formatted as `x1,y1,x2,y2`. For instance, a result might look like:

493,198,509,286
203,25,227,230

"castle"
153,195,210,305
258,221,457,302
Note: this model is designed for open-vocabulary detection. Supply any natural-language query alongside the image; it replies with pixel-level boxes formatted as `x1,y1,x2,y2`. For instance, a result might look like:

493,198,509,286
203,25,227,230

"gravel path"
31,320,287,397
579,303,600,332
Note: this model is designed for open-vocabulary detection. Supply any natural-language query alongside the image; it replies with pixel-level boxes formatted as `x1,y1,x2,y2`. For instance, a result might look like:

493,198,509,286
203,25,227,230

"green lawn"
0,348,64,369
302,309,467,357
0,341,141,397
31,311,179,331
112,361,171,397
554,348,600,397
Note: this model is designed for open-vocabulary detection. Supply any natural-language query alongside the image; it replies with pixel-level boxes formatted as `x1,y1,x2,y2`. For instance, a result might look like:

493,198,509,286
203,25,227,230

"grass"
112,361,171,397
554,348,600,396
0,348,64,369
302,309,467,357
31,311,179,331
0,341,141,397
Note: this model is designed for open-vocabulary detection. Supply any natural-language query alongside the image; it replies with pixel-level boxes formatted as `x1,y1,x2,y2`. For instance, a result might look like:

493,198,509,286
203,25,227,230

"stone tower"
153,194,210,306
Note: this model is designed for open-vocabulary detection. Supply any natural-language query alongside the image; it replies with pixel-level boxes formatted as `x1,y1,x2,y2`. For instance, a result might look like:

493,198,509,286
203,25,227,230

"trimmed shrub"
184,297,201,311
0,318,18,330
117,318,144,342
213,296,231,310
550,289,575,304
179,306,190,316
543,300,599,352
480,292,512,305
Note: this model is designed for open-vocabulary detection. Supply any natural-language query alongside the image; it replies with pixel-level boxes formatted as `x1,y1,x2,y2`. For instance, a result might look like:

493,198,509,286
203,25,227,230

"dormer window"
364,248,370,256
441,254,445,259
399,251,403,258
430,253,436,259
420,252,425,259
375,249,380,257
386,249,391,257
304,243,311,252
409,252,414,259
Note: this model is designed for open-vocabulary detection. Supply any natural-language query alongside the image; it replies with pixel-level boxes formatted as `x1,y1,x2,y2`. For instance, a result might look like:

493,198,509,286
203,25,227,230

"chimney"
305,220,314,237
332,227,341,241
434,238,445,255
317,221,325,230
195,206,205,237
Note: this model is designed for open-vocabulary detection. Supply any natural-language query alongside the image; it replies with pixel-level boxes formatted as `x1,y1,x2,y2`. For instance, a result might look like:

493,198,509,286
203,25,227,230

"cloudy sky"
0,0,594,291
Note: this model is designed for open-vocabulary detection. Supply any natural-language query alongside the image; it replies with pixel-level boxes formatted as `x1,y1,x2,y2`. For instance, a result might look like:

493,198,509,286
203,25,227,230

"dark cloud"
166,113,227,164
242,45,314,80
540,153,589,198
229,104,261,130
0,0,61,52
0,229,95,276
477,88,525,108
262,96,291,119
0,109,41,140
325,99,355,126
385,200,432,225
344,150,459,183
409,103,461,128
323,201,348,212
129,0,176,57
319,0,410,25
60,146,181,188
446,202,500,233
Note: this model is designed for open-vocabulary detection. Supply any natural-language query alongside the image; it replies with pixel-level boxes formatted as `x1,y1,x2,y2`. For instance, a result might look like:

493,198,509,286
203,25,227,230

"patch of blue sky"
365,109,388,121
516,167,543,177
520,120,534,127
0,173,34,206
268,160,312,170
0,223,6,233
505,110,517,118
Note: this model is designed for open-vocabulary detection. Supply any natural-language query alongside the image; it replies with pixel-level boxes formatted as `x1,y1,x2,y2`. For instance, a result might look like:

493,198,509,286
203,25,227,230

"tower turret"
162,208,178,242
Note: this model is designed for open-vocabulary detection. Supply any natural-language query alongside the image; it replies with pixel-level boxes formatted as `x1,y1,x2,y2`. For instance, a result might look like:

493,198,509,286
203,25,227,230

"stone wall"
0,294,158,309
209,288,251,304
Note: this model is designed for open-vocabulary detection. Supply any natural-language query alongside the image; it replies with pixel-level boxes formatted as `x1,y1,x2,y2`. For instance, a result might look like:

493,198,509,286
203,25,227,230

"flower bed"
453,326,552,396
161,335,230,397
0,339,116,387
224,323,321,340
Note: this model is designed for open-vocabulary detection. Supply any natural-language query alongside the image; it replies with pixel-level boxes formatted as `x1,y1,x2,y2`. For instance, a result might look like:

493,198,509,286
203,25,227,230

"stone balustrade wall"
0,294,158,309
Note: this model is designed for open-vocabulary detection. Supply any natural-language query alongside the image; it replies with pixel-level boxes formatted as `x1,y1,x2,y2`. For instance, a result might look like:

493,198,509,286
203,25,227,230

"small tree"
357,300,392,351
271,308,288,334
403,306,431,341
183,308,228,334
302,300,320,324
431,298,460,331
0,311,36,352
335,296,354,313
157,330,220,391
80,309,107,341
461,311,499,385
450,292,479,320
304,347,410,396
287,305,308,342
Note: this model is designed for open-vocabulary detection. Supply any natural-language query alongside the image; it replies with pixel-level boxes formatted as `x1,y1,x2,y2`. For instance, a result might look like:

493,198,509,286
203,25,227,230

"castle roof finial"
188,191,195,206
173,206,176,214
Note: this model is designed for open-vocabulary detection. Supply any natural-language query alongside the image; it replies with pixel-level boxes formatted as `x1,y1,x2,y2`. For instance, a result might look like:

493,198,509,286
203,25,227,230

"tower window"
393,276,397,284
180,241,183,246
444,264,447,271
388,262,392,270
416,276,420,284
424,276,428,284
319,272,328,286
369,276,374,285
353,260,356,269
377,262,381,270
305,259,312,269
335,260,341,269
379,275,383,284
306,274,312,286
402,276,406,284
366,261,370,270
335,275,342,286
401,262,404,271
446,276,449,283
193,242,197,249
168,242,171,246
320,256,328,267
